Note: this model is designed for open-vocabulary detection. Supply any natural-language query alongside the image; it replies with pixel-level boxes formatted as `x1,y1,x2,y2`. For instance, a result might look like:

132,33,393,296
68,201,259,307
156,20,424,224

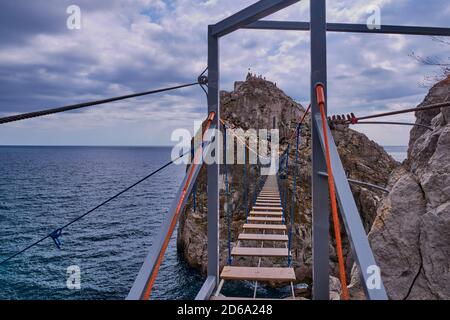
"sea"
383,146,408,162
0,145,407,300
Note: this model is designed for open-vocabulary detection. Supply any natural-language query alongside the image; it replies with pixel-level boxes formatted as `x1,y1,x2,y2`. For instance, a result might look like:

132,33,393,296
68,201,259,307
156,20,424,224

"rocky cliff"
349,76,450,300
177,74,398,297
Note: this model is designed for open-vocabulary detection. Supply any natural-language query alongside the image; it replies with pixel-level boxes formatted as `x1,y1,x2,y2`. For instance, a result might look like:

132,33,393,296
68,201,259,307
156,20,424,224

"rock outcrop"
177,74,398,298
349,76,450,300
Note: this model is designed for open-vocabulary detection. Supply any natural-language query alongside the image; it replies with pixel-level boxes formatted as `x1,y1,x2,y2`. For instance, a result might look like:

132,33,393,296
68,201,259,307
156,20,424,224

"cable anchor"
198,75,208,86
50,228,63,249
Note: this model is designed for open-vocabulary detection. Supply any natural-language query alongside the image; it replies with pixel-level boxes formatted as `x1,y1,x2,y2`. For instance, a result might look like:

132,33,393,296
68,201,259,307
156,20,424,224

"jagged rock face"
221,73,303,138
177,75,398,296
350,77,450,300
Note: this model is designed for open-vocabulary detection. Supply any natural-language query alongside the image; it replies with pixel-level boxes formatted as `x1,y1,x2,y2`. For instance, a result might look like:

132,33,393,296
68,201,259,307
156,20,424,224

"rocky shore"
349,76,450,300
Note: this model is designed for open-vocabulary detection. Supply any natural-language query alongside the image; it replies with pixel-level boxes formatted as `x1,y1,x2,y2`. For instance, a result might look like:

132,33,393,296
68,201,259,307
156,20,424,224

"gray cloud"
0,0,448,146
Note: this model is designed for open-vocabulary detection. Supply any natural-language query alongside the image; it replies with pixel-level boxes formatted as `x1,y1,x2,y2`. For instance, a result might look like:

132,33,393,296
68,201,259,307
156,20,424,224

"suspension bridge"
1,0,450,301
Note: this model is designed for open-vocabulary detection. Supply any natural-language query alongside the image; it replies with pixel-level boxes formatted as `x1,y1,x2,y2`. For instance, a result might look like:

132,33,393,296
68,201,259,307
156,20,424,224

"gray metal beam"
310,0,330,301
314,114,388,300
244,20,450,36
195,276,217,300
211,0,300,37
245,20,309,31
328,22,450,36
126,127,217,300
207,26,220,288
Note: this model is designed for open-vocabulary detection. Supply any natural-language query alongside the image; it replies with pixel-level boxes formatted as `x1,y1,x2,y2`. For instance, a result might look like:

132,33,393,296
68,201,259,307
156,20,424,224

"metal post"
207,25,220,287
314,115,388,300
310,0,330,300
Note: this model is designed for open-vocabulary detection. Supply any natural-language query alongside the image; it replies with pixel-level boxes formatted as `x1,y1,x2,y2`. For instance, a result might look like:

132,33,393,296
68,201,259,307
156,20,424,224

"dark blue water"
0,145,406,300
0,146,204,300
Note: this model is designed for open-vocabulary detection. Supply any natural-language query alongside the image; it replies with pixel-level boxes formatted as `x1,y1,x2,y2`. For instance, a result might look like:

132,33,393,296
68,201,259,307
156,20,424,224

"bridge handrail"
126,112,216,300
315,84,388,300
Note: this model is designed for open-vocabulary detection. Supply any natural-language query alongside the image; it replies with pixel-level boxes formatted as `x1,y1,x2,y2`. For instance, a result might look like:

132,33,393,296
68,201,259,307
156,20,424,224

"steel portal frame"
127,0,450,301
198,0,450,301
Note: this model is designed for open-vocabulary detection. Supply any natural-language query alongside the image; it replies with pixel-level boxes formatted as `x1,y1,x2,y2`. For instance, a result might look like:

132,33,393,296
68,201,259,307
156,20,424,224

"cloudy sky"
0,0,449,146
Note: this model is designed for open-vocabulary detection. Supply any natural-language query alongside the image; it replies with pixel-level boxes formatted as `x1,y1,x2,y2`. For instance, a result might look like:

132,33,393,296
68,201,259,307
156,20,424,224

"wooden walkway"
213,175,296,300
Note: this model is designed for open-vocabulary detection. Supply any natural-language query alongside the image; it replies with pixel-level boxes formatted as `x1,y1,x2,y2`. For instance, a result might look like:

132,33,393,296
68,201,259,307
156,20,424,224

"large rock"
350,76,450,300
177,74,398,296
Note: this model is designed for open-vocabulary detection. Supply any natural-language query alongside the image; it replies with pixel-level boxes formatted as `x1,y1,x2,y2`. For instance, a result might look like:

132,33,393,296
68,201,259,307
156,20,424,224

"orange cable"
299,104,311,125
141,111,216,300
286,104,311,146
315,84,349,300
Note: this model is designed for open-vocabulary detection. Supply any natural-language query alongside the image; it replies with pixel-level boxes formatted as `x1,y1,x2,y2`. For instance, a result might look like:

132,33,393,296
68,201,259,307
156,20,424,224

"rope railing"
0,112,216,269
286,104,311,145
283,144,290,223
243,150,249,223
219,118,271,161
287,124,301,267
223,123,233,266
329,101,450,127
1,144,191,266
351,121,433,131
285,103,311,267
141,111,216,300
0,82,202,125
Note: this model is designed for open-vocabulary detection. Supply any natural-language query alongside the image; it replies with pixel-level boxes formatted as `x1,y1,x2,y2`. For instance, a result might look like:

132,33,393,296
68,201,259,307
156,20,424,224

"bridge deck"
252,206,283,211
221,266,296,282
243,223,287,231
249,211,283,216
231,247,289,257
216,175,296,300
238,233,288,242
247,216,283,223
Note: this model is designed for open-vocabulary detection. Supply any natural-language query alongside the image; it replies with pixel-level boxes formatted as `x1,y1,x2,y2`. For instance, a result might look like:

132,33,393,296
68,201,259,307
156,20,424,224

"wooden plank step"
255,202,281,206
252,206,283,211
258,195,280,198
255,205,281,208
250,211,282,216
231,247,288,257
247,216,283,223
238,233,288,242
243,224,287,231
220,266,296,282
